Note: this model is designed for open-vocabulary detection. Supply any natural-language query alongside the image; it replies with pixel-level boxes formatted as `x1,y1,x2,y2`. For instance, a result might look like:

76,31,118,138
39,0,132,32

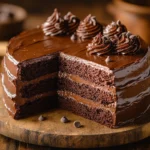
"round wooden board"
0,87,150,148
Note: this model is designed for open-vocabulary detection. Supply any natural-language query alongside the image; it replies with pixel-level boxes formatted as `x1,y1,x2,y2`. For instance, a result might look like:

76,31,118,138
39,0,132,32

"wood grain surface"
0,133,149,150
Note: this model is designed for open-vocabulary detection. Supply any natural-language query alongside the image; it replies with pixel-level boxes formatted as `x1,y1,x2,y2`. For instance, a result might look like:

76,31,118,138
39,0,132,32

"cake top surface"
7,9,148,71
7,27,147,71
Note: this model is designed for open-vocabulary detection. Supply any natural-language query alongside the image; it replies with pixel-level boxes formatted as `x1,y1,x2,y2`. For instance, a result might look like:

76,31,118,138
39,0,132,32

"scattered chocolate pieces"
60,116,69,123
38,115,46,121
73,121,82,128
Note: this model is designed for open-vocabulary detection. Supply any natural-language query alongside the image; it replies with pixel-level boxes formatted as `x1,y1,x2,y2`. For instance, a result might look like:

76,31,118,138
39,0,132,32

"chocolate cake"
1,9,150,128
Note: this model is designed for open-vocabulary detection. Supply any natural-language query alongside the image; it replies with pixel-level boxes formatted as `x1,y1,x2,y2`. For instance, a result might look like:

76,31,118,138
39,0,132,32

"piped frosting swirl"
76,14,102,41
64,12,80,35
87,33,112,55
103,20,127,37
42,9,66,36
116,32,141,55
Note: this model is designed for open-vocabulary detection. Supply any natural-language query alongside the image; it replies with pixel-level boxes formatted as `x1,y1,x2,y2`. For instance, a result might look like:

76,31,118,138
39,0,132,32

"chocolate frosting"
76,14,102,41
116,32,141,55
87,33,112,55
64,12,80,35
42,9,66,36
103,20,127,38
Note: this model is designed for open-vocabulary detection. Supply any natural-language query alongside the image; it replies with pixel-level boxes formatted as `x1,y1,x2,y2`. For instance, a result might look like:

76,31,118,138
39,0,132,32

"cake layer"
58,90,150,127
59,53,114,86
3,91,57,119
58,91,115,128
2,70,58,98
58,72,116,105
2,57,58,99
18,77,57,98
5,51,59,81
18,53,59,81
2,78,57,106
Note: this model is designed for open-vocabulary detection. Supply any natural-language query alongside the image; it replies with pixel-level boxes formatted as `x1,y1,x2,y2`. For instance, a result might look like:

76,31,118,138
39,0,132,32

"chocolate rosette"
103,20,127,38
42,9,66,36
64,12,80,35
87,33,112,55
76,14,102,41
116,32,141,55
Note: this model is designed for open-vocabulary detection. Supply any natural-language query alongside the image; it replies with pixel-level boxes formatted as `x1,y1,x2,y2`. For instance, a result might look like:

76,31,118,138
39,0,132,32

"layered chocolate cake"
1,9,150,128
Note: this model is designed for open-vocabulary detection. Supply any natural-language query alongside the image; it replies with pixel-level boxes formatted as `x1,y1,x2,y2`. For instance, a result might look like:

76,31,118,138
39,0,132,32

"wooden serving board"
0,42,7,56
0,42,150,148
0,85,150,148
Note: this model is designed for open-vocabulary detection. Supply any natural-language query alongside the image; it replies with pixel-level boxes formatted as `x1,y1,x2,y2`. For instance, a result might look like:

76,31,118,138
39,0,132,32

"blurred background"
0,0,150,54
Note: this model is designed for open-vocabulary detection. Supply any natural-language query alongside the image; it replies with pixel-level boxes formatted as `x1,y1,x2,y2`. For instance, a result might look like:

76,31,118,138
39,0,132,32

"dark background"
0,0,113,30
0,0,110,14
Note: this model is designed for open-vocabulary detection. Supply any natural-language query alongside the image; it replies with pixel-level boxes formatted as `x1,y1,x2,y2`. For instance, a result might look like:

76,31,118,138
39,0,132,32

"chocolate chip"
73,121,82,128
105,56,112,63
60,116,69,123
38,115,46,121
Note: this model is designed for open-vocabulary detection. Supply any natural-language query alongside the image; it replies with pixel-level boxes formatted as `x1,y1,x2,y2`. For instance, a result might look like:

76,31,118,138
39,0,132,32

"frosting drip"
42,9,66,36
76,14,102,41
103,20,127,38
64,12,80,35
87,33,112,55
116,32,141,55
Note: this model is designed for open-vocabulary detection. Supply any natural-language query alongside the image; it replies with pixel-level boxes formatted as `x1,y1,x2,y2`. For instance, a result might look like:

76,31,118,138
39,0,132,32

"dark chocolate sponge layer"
58,75,115,105
58,95,114,128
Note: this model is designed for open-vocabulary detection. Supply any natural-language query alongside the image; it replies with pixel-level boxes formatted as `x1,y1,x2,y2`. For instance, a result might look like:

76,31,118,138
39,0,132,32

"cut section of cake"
1,9,150,128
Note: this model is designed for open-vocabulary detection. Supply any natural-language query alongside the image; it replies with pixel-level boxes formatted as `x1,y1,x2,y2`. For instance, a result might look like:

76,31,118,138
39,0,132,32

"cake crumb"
60,116,69,123
38,115,46,121
73,121,82,128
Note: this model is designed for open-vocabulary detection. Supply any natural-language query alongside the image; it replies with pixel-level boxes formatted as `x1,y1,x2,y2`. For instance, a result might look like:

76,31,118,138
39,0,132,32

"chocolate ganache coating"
116,32,141,55
2,24,150,128
103,20,127,38
76,14,102,41
64,12,80,35
42,9,66,36
87,33,113,55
